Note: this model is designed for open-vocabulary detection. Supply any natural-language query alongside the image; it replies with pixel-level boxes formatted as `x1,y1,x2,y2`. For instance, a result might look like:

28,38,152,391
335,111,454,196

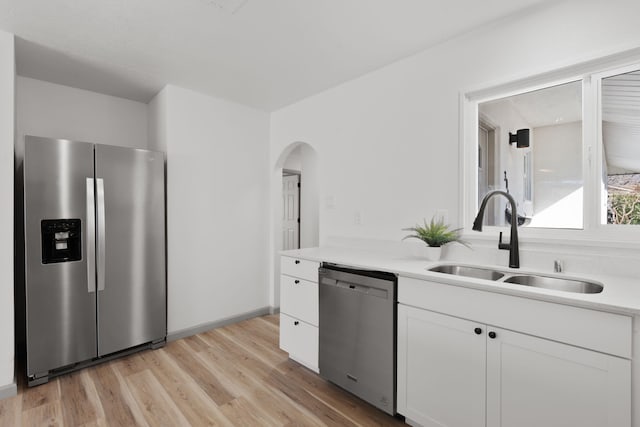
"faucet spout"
473,190,520,268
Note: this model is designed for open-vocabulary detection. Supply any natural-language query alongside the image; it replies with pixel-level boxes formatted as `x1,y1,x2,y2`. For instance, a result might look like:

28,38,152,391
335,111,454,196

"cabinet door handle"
294,260,300,264
488,331,497,339
474,327,482,335
294,321,299,326
294,280,300,284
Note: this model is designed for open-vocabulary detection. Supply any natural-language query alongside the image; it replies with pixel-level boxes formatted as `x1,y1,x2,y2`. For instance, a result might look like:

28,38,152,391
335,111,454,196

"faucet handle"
554,260,564,273
498,231,510,250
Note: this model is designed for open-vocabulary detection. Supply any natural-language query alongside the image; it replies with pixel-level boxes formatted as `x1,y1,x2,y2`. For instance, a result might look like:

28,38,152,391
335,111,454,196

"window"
600,69,640,225
462,54,640,242
475,80,583,229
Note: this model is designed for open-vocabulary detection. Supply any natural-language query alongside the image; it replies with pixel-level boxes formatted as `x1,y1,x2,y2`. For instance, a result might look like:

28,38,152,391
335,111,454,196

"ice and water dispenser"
41,219,82,264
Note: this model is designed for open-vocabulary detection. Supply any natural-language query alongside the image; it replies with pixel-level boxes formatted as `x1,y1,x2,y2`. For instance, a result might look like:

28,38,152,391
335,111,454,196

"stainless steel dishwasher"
319,263,397,416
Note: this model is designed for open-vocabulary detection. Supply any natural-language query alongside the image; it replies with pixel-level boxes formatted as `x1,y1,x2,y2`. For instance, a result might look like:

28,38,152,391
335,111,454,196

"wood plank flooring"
0,315,405,426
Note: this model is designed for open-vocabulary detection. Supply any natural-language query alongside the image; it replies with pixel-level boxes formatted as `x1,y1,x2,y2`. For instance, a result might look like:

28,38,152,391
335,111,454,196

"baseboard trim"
167,306,273,342
269,306,280,315
0,379,17,400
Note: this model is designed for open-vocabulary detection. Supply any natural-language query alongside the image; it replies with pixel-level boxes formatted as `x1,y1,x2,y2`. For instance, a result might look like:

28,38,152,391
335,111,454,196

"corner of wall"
147,86,169,153
0,29,16,390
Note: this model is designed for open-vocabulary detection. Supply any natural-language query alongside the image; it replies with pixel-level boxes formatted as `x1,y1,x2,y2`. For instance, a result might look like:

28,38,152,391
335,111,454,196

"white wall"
0,30,14,393
270,0,640,245
299,144,319,248
147,87,167,153
149,85,271,334
16,76,148,156
283,145,301,170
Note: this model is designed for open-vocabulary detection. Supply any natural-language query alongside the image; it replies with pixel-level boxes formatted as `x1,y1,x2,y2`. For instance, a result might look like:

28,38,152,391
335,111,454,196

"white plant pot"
424,246,442,262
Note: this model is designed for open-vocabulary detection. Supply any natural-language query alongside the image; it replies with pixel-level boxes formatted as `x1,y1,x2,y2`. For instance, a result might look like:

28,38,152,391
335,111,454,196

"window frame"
523,150,533,205
593,63,640,230
460,51,640,246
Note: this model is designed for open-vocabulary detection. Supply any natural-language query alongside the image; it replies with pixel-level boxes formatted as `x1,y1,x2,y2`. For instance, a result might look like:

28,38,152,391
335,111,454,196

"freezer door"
24,136,97,376
95,144,166,356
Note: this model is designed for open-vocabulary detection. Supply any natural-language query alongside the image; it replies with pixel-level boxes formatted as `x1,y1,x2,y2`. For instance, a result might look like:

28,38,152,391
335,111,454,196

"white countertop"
281,246,640,316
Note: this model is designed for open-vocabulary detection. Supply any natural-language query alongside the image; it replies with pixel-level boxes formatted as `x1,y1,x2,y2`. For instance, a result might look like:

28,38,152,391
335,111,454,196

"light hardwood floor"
0,315,405,426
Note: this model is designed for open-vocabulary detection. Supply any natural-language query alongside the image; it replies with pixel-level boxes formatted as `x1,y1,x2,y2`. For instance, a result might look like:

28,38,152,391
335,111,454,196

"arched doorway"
270,142,319,310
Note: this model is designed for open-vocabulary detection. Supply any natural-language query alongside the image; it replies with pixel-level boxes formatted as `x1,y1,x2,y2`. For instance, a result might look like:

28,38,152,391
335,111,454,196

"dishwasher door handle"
321,278,366,291
322,279,389,299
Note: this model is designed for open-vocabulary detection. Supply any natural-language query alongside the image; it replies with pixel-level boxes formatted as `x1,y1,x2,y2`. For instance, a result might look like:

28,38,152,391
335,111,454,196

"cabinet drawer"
281,256,320,282
399,276,632,358
280,275,318,326
280,313,318,372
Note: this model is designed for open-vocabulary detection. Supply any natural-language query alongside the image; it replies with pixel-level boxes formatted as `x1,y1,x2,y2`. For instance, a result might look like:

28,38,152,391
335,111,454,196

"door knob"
474,327,482,335
294,321,299,326
488,331,497,339
294,260,300,264
294,280,300,284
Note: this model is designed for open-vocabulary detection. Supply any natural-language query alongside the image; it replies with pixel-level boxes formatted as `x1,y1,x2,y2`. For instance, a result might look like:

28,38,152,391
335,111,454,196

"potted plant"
402,216,469,261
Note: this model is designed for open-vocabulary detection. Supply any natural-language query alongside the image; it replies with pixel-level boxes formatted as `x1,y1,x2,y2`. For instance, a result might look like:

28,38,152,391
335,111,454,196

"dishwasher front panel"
319,265,397,415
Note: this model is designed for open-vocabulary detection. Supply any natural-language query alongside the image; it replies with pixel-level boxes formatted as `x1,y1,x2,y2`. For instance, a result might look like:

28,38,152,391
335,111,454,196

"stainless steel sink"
428,265,505,281
428,264,604,294
503,275,603,294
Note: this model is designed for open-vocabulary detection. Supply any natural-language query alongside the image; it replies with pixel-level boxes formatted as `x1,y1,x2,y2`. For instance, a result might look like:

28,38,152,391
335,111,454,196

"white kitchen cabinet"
486,326,631,427
398,303,631,427
397,304,486,427
279,313,318,371
280,275,318,325
281,256,319,282
279,256,320,372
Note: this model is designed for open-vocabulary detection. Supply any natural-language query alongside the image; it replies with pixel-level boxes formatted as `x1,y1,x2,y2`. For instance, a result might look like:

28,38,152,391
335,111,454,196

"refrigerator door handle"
96,178,106,291
86,178,96,293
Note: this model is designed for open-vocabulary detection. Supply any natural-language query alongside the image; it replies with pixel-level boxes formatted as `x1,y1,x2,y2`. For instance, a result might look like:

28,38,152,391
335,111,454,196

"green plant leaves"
402,217,469,248
609,193,640,224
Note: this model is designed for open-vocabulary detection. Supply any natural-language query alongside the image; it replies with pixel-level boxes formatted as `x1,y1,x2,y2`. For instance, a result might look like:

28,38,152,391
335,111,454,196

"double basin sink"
428,264,603,294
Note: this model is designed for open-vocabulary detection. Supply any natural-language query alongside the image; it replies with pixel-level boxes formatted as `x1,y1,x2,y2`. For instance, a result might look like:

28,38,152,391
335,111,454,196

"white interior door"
282,174,300,250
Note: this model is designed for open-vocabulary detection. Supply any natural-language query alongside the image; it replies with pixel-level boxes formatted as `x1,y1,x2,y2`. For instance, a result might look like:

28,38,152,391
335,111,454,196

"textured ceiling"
479,81,582,129
1,0,553,110
603,70,640,173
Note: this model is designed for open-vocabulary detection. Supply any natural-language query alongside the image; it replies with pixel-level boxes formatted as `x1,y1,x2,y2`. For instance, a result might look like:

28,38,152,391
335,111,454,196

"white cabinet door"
280,275,318,326
398,304,486,427
281,257,320,282
486,327,631,427
279,313,318,372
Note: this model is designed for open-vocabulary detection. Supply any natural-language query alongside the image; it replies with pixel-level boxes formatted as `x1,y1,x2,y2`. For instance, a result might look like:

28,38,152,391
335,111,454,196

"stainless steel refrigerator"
22,135,166,386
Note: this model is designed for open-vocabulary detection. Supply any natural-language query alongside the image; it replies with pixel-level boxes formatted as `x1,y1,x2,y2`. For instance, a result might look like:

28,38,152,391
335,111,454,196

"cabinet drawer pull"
294,321,299,326
294,280,300,284
474,327,482,335
488,331,497,339
294,260,300,264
